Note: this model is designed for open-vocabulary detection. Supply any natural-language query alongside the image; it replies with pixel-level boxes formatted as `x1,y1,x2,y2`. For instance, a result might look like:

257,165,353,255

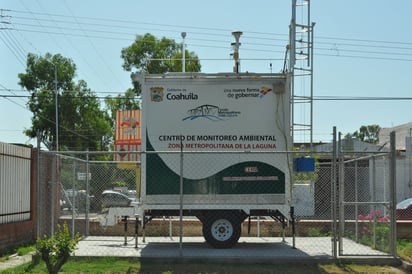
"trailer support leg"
122,216,128,246
247,216,251,235
290,206,296,249
135,215,139,249
142,216,146,243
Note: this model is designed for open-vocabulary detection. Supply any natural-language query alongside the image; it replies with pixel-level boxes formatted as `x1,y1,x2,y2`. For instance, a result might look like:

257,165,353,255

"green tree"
18,53,112,151
105,88,140,124
121,33,201,95
37,222,81,274
352,124,381,144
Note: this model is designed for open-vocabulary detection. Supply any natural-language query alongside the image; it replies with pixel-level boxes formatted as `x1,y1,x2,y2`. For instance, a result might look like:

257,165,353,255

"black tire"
202,212,241,248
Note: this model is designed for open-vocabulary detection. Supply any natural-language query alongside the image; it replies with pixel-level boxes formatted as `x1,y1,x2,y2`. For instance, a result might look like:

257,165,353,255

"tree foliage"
18,53,112,151
121,33,201,95
346,124,381,144
105,88,140,128
37,222,81,274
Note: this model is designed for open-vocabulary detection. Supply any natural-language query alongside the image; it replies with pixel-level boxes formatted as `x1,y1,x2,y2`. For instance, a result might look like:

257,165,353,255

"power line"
9,24,412,63
9,8,412,47
28,2,119,95
11,8,412,47
316,35,412,47
0,82,105,144
17,1,65,53
3,7,412,68
3,28,26,58
12,24,412,62
62,1,126,90
0,32,26,66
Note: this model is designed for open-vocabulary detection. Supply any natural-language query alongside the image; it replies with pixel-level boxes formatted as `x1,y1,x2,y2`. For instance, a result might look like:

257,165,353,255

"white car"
101,190,132,207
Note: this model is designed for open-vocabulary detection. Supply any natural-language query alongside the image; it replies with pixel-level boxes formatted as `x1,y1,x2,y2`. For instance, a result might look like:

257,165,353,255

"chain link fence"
338,153,394,256
35,146,397,257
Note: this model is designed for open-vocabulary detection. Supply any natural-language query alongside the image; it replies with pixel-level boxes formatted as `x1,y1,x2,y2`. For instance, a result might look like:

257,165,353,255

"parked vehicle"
396,198,412,220
60,189,90,212
102,190,132,208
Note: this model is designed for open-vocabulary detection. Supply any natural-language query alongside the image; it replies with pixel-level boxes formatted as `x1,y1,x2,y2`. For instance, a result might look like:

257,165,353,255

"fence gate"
336,131,397,257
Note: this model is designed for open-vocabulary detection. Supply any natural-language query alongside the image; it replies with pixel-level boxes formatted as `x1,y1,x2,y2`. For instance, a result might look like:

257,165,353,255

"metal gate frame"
332,128,397,257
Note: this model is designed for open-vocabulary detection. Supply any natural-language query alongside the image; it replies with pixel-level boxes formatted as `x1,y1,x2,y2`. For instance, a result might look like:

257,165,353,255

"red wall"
0,148,37,255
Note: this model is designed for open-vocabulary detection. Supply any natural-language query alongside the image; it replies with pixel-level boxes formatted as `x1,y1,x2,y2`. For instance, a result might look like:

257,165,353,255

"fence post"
179,141,184,256
85,150,90,236
50,155,57,236
354,161,359,242
331,127,337,257
36,131,41,242
338,132,344,255
71,160,76,238
331,127,338,258
372,156,377,248
389,131,397,257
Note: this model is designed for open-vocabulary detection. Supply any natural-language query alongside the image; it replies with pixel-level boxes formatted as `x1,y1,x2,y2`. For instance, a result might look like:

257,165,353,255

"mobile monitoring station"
105,72,295,249
103,0,315,248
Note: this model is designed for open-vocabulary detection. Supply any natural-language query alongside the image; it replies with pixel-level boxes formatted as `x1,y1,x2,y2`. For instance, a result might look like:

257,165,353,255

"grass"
398,239,412,262
0,245,36,263
1,241,411,273
15,246,36,257
0,257,407,274
1,257,140,274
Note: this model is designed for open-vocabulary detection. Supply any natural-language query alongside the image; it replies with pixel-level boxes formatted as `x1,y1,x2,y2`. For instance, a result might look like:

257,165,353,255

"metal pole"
50,158,55,236
338,132,344,255
389,131,397,257
309,22,315,149
54,64,58,151
409,129,412,196
307,0,311,67
291,206,296,248
331,127,337,258
135,215,139,248
355,161,359,242
290,0,296,71
36,131,41,243
372,157,377,248
181,32,186,73
72,160,76,238
290,1,296,143
85,150,90,236
179,138,184,256
123,216,128,246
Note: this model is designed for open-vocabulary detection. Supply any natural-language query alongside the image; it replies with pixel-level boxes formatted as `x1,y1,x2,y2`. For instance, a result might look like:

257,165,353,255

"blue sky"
1,1,411,146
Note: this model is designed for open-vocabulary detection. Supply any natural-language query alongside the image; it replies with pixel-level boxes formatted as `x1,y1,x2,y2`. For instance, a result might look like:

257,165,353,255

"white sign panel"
77,172,91,181
142,76,290,180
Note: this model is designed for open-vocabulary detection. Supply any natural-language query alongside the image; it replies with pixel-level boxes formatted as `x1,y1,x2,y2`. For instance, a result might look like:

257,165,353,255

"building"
379,122,412,201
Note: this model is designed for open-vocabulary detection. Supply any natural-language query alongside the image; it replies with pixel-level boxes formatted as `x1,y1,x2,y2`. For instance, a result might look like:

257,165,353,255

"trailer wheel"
202,213,241,248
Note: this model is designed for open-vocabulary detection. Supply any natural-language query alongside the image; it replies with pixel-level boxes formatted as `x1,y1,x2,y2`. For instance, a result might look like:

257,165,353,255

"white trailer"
132,72,293,248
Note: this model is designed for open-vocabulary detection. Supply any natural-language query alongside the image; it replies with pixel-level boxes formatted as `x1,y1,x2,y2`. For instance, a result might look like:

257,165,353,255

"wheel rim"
210,218,233,241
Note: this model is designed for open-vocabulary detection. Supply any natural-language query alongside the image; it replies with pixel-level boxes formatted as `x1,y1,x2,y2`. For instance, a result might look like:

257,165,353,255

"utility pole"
54,64,59,151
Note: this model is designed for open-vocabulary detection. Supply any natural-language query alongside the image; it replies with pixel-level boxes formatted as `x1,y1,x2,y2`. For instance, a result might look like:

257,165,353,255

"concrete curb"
401,259,412,272
0,253,34,271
